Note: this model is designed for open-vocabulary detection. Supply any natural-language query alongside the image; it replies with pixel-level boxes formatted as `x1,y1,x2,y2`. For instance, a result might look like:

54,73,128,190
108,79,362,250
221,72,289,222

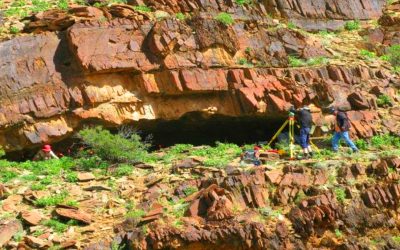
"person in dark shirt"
290,105,314,158
329,107,359,153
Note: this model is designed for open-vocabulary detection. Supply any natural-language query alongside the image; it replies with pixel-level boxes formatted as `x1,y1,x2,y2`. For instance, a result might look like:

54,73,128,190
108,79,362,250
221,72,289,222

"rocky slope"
1,143,400,249
0,0,399,151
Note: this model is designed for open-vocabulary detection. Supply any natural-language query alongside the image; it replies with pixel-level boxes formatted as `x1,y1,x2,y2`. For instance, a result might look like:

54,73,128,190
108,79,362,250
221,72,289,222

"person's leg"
300,128,309,156
341,131,359,152
332,132,341,152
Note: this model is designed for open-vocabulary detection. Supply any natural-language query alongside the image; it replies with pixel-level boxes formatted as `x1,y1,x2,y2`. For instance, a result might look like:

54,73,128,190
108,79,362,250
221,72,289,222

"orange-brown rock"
0,220,23,247
0,1,399,152
55,207,92,224
20,210,43,226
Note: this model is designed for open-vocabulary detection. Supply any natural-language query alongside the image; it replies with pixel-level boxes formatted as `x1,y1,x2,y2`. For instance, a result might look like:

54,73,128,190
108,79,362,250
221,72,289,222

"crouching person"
33,144,59,161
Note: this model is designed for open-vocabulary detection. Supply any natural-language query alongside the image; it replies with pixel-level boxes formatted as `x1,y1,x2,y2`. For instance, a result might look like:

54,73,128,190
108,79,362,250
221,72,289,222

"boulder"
0,220,23,247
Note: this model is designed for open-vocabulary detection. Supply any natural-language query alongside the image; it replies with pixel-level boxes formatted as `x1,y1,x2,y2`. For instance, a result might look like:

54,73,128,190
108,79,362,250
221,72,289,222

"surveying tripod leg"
289,119,295,159
267,119,289,147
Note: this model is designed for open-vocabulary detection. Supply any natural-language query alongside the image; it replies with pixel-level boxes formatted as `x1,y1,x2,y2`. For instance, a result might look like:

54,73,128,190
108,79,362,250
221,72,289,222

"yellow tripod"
267,113,296,159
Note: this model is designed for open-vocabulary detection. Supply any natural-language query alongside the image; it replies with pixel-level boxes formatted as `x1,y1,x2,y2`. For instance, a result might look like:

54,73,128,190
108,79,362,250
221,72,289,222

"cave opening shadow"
134,112,289,149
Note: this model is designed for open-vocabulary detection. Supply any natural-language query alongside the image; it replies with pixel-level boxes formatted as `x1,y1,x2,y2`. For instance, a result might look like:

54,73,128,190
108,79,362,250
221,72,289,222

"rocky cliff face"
0,0,399,151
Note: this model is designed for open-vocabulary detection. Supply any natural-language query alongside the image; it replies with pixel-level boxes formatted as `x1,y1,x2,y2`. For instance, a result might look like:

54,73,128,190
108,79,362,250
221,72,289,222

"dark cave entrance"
6,113,290,161
134,113,289,149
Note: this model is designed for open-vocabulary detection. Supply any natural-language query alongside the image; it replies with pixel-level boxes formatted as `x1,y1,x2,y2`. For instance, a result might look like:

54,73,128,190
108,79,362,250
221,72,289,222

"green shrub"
0,147,5,158
215,12,234,26
288,56,305,67
65,172,78,183
191,142,242,168
1,170,18,183
126,209,146,219
235,0,252,5
133,5,151,13
183,186,198,196
319,30,335,37
376,94,392,107
21,174,37,181
31,0,51,13
31,183,46,191
287,21,296,29
371,134,400,148
344,20,360,31
176,12,186,20
34,191,68,207
11,0,26,7
114,164,132,177
335,187,346,203
360,49,376,60
77,155,108,170
79,126,149,163
66,200,79,207
307,56,329,66
57,0,69,10
392,236,400,244
355,139,368,150
335,229,343,238
387,44,400,67
237,58,253,67
9,26,21,34
4,7,28,18
42,219,68,233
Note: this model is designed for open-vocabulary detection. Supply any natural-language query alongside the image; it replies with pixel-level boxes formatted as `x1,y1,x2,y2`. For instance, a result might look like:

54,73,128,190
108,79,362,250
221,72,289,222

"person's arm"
50,151,59,159
33,151,42,161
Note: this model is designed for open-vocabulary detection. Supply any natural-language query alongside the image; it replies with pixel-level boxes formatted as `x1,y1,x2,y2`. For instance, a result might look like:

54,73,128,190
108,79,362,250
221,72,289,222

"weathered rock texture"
265,0,387,31
0,0,399,151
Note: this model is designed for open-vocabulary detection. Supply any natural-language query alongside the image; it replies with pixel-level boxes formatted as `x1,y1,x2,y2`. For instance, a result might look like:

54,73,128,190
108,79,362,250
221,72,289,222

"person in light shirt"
33,144,59,161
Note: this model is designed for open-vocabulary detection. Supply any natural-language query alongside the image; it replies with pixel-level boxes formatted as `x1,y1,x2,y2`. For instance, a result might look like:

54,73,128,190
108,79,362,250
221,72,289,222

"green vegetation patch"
344,20,360,31
34,191,68,207
215,12,234,26
79,126,149,163
288,56,329,67
133,5,151,13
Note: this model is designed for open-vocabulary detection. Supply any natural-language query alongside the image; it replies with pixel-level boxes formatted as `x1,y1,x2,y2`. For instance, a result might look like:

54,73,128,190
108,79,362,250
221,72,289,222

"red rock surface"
0,1,398,151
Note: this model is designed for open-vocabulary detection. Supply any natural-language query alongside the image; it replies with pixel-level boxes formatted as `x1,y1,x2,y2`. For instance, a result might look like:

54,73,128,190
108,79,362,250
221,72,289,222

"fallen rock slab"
24,235,50,249
20,210,43,225
55,207,92,224
60,240,77,249
0,220,23,247
83,185,112,191
77,172,96,182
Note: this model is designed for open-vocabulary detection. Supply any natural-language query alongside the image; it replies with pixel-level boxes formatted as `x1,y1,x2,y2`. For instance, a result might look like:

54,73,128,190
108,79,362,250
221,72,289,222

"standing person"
290,105,314,159
33,144,59,161
329,107,359,153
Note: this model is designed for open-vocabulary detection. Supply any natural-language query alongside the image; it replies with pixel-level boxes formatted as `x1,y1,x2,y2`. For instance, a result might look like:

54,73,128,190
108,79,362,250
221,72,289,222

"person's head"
329,107,338,115
42,144,52,154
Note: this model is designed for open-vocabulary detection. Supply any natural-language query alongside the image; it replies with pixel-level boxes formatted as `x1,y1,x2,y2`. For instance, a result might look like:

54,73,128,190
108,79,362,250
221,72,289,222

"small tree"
79,126,149,163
